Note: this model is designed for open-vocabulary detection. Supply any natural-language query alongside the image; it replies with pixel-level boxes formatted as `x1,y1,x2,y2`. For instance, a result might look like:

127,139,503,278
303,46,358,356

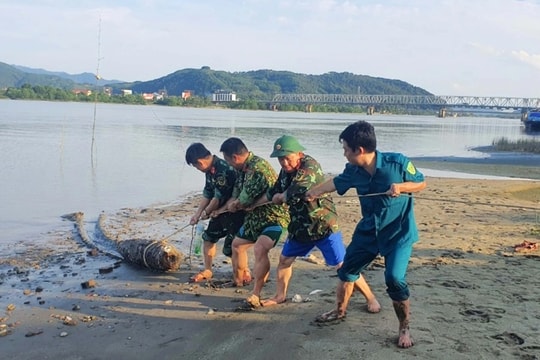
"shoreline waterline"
412,148,540,180
3,159,538,256
2,149,538,255
2,101,539,252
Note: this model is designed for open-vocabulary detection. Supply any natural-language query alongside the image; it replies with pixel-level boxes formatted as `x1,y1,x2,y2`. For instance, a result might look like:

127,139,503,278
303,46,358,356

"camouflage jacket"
202,155,238,207
267,154,338,242
234,152,289,238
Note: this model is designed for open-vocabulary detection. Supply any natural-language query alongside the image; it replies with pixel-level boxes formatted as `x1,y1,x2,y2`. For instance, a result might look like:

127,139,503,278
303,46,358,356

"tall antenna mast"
91,15,103,163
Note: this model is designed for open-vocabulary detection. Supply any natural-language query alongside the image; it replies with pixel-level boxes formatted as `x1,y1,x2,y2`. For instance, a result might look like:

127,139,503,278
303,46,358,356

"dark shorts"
238,224,284,246
281,231,345,266
203,211,245,243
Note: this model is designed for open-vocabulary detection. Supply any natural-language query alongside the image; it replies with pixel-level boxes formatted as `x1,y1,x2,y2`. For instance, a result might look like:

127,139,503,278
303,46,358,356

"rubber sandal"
245,294,261,308
260,298,287,307
314,309,346,323
189,270,212,283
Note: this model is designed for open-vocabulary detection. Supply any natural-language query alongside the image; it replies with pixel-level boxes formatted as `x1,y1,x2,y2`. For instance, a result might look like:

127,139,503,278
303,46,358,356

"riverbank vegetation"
0,84,436,114
492,137,540,154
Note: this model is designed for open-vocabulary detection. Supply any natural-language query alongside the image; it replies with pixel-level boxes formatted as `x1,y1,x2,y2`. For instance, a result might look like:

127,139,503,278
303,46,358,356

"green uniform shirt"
202,155,238,207
233,152,289,239
268,154,338,243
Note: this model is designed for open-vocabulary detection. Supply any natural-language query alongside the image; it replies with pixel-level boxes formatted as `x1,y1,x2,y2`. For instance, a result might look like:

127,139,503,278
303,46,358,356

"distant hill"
0,62,122,89
0,62,76,89
1,62,432,100
12,64,123,86
110,67,432,100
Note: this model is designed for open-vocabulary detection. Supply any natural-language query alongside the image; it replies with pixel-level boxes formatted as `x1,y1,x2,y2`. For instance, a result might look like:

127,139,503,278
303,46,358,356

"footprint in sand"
440,250,466,259
490,331,525,345
459,307,505,323
440,280,478,289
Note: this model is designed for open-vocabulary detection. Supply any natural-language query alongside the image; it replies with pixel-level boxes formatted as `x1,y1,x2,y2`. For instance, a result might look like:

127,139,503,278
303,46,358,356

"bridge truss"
271,94,540,109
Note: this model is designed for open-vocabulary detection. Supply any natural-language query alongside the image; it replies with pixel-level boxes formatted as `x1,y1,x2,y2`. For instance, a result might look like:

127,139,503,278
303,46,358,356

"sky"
2,0,540,98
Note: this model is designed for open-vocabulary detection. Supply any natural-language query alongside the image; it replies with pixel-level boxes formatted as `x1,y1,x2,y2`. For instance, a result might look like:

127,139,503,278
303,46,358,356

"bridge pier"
438,108,447,118
367,106,375,115
521,108,528,122
270,104,278,111
305,104,313,113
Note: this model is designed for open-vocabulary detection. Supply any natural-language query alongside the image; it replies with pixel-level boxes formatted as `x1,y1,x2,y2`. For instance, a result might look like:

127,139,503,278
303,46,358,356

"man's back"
235,152,289,237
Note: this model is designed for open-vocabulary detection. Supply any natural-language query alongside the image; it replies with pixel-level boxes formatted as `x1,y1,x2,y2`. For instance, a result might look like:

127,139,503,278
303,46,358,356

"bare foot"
242,270,252,285
398,326,414,348
366,298,381,313
299,253,324,265
260,297,287,307
234,270,253,287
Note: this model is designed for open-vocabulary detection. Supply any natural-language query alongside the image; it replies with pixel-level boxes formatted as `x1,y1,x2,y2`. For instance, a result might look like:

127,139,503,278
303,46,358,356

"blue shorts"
281,231,345,266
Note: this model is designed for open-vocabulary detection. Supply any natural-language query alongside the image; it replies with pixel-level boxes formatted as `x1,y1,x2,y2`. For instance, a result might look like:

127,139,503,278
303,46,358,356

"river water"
0,100,536,247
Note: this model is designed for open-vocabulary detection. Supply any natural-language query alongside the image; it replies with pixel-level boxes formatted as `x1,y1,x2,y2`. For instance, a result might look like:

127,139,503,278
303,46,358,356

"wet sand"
1,175,539,359
412,147,540,180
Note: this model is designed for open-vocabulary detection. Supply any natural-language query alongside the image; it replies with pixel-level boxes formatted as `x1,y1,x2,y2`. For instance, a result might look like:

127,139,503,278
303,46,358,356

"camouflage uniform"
233,152,289,241
267,154,338,243
202,155,244,256
202,155,237,207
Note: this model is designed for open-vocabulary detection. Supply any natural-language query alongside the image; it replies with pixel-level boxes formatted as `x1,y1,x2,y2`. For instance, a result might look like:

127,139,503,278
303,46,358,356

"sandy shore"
1,177,539,360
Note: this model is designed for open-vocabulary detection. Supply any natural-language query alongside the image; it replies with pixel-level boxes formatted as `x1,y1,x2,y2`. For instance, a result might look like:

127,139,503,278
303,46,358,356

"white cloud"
511,50,540,70
468,43,504,57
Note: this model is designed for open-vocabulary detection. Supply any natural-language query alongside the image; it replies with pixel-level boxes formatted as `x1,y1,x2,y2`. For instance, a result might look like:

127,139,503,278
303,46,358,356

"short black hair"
185,143,211,165
219,137,248,157
339,120,377,152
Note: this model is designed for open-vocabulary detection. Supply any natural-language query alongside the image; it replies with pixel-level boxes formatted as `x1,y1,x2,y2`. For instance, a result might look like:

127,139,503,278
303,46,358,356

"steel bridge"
270,94,540,110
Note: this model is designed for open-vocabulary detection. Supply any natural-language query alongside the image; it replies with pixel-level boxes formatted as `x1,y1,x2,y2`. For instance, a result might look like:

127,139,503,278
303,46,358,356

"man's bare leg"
261,255,295,306
337,280,354,316
246,236,274,307
203,241,216,275
393,299,414,348
315,280,354,322
354,275,381,313
231,237,252,287
335,263,380,313
189,241,216,282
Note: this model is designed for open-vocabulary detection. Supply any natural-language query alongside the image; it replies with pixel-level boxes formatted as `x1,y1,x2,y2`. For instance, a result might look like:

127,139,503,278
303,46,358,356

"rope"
160,223,192,241
214,201,273,216
356,192,388,198
188,225,195,265
414,194,538,211
142,240,159,269
342,193,539,211
66,212,123,260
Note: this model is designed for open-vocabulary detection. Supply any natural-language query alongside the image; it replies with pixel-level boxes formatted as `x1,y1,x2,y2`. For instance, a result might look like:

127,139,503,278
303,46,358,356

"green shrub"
492,137,540,154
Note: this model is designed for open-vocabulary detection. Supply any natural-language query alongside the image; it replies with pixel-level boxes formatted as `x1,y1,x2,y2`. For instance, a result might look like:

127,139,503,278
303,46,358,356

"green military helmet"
270,135,306,157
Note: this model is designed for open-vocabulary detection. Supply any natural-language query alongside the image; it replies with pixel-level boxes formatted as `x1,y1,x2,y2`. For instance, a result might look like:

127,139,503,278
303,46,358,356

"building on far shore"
212,90,237,102
73,89,92,96
182,90,193,100
141,92,164,101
